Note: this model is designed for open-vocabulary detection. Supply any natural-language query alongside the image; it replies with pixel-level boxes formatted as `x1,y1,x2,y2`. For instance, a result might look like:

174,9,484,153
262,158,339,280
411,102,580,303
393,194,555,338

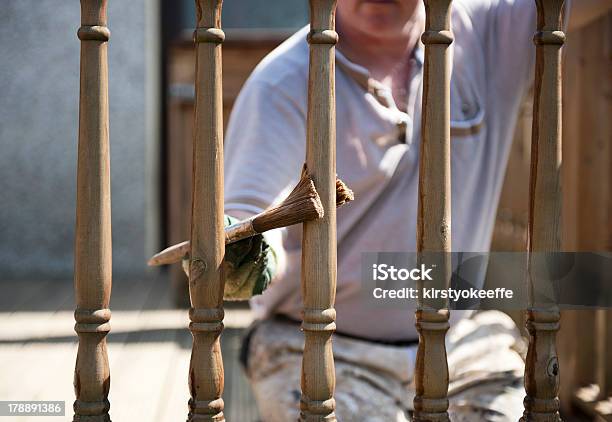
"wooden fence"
71,0,607,421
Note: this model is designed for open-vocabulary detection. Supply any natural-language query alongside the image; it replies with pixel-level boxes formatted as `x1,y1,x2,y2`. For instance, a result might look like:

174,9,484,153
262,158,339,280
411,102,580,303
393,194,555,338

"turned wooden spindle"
300,1,338,421
187,1,226,421
521,1,565,421
73,1,112,421
414,1,453,421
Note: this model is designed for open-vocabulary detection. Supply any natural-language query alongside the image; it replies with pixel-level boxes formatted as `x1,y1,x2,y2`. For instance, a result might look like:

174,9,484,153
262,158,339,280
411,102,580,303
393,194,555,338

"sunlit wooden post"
300,0,338,420
521,1,565,421
187,0,226,421
73,1,112,421
413,1,453,421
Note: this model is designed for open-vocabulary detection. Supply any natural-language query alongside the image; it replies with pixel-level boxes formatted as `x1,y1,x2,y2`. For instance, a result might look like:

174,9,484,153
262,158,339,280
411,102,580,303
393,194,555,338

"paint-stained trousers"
243,311,526,422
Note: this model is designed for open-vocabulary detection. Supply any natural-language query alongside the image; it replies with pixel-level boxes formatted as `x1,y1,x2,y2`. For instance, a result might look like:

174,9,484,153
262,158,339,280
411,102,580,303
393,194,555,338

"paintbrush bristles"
251,165,355,234
336,177,354,207
252,166,324,233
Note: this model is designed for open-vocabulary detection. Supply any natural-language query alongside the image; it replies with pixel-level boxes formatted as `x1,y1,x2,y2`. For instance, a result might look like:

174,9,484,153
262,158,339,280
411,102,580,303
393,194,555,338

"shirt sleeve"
223,78,306,216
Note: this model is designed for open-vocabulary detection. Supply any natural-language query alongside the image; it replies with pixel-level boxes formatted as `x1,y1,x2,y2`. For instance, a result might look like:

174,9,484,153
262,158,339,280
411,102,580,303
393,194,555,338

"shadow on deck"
0,277,260,421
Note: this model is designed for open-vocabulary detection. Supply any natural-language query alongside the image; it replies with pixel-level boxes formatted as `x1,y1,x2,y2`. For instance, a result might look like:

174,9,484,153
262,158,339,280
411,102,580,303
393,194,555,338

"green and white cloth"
182,215,277,301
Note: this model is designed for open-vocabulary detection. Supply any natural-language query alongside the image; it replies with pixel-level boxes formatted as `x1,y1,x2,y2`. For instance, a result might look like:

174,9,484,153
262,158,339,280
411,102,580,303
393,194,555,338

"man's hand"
182,215,277,301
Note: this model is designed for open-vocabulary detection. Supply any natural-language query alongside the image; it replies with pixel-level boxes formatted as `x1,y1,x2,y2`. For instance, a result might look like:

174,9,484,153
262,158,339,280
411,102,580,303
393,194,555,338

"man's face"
336,0,420,38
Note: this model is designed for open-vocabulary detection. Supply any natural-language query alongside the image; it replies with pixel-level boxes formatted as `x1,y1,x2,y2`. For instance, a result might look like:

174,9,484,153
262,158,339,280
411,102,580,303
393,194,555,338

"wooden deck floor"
0,277,260,421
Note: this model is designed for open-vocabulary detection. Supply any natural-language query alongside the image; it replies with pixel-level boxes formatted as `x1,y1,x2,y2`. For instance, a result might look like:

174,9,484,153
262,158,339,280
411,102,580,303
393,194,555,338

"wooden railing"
414,1,453,420
300,1,338,421
522,1,565,420
71,0,577,421
186,0,226,420
73,1,112,421
412,1,566,419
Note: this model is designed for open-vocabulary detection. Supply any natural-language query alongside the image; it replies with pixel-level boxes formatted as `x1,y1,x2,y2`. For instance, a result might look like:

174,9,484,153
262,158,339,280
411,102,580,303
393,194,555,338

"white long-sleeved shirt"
223,0,562,340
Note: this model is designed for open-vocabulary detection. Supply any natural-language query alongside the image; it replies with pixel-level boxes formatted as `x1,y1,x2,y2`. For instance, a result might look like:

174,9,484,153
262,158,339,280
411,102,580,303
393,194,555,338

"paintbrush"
148,165,354,266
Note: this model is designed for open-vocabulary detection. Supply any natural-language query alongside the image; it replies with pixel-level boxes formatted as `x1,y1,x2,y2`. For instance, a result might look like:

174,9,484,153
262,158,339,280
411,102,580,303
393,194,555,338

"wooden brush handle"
224,217,258,243
149,171,354,267
148,240,190,266
148,219,258,266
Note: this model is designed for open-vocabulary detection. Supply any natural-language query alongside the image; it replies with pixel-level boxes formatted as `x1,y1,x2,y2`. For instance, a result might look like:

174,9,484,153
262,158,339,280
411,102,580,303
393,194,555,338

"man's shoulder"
452,0,534,26
453,0,494,16
246,26,310,93
451,0,494,32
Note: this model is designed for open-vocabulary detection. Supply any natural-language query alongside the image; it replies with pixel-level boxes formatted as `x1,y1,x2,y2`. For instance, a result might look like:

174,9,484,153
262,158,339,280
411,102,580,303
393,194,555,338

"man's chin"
361,17,407,37
360,2,400,14
361,0,398,5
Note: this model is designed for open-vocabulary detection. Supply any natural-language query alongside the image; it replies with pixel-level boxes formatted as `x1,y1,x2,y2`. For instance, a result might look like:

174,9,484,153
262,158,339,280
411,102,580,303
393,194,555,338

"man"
184,0,611,420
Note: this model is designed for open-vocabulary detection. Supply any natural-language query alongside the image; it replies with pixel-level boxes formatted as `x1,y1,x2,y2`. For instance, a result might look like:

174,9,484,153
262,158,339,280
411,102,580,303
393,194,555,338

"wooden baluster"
73,1,112,421
521,1,565,421
187,0,225,421
300,1,338,421
414,1,453,421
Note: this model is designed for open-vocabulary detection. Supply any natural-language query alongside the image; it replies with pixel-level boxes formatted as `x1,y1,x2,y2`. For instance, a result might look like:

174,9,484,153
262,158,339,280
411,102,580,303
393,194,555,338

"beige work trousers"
244,311,526,422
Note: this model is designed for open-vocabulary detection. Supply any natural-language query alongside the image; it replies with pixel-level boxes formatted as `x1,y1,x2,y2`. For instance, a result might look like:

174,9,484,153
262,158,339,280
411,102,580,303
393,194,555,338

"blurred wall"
0,1,159,280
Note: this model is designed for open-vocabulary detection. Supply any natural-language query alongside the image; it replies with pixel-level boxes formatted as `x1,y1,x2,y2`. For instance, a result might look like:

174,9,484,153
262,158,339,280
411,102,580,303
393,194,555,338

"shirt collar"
335,43,424,111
